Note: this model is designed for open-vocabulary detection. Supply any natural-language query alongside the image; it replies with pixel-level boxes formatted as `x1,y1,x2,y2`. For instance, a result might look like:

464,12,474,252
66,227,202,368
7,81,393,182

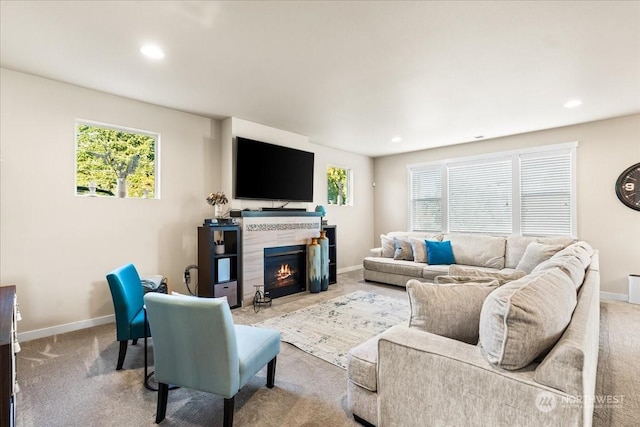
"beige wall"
373,114,640,296
0,69,374,337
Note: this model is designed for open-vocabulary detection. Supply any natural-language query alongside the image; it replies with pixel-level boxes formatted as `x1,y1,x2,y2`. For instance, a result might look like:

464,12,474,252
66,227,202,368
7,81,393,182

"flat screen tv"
235,137,315,202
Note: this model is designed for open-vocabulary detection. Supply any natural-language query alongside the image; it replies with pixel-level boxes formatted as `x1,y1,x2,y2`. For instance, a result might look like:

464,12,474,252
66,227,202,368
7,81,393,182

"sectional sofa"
350,235,599,426
363,231,575,286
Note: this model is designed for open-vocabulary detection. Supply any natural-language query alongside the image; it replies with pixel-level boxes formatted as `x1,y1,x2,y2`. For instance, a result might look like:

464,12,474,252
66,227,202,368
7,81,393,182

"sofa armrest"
377,325,582,427
370,247,382,257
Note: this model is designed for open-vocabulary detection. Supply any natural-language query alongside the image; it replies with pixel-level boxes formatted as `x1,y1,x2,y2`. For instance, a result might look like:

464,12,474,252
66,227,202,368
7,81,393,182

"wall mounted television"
235,137,315,202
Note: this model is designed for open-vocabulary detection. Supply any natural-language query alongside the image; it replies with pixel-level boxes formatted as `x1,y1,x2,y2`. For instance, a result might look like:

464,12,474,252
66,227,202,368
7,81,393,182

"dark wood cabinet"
1,285,18,427
323,225,337,284
197,224,241,308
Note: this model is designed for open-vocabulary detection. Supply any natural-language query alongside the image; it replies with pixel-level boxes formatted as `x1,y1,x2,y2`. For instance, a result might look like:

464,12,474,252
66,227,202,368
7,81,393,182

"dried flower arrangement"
206,191,228,206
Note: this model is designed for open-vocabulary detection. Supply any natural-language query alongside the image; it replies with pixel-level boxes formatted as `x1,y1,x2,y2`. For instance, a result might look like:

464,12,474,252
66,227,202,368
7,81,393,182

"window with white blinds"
408,143,576,236
410,167,442,231
520,150,573,235
449,159,512,234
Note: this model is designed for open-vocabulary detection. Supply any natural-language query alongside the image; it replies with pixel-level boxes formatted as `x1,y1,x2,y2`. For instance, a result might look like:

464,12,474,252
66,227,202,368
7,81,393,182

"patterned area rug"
253,290,410,369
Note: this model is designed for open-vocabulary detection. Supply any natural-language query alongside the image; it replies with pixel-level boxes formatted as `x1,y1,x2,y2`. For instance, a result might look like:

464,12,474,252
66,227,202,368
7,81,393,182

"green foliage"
76,124,156,197
327,166,348,205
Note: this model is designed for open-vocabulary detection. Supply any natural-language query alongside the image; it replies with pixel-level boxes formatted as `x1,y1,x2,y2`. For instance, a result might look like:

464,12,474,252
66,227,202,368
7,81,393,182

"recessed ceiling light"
140,44,165,59
391,136,402,143
564,99,582,109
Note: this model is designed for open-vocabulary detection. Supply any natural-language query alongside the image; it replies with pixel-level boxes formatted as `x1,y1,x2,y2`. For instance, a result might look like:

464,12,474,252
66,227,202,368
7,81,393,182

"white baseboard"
600,292,628,302
18,314,115,342
338,265,363,274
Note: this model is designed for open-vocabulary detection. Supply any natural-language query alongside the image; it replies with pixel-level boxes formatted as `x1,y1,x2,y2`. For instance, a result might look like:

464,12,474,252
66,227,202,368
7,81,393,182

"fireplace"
264,245,306,299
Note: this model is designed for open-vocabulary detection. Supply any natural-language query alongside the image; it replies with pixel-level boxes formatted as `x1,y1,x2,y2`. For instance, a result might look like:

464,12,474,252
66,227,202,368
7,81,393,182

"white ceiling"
1,1,639,157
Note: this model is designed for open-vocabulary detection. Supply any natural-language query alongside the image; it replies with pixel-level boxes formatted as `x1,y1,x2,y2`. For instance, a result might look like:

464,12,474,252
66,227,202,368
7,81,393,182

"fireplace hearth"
264,245,306,299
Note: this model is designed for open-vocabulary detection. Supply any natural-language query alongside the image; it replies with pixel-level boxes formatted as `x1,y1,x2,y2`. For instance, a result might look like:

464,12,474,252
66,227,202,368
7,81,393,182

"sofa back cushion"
407,279,499,345
505,235,575,269
479,268,577,370
444,234,506,269
531,241,594,289
533,256,599,396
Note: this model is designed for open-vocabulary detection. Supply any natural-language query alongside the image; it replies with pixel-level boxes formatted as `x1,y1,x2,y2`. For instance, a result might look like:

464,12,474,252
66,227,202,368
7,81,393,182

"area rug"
252,290,410,369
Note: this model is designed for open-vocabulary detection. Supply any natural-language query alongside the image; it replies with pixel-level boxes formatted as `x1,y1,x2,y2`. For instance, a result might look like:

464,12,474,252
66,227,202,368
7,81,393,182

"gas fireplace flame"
276,264,292,281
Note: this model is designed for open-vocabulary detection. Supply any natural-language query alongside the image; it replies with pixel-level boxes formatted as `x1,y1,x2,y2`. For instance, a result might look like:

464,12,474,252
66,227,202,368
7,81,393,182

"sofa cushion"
437,265,527,285
363,257,425,278
380,234,397,258
407,279,499,344
552,241,594,269
426,240,455,265
505,235,575,269
445,234,506,269
393,237,414,261
532,253,587,290
479,268,577,370
515,242,564,273
410,238,427,263
421,264,452,281
347,335,380,392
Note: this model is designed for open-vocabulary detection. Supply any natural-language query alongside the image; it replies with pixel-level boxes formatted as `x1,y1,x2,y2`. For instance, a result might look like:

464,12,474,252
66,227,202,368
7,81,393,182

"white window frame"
407,142,577,237
74,119,161,199
327,165,353,206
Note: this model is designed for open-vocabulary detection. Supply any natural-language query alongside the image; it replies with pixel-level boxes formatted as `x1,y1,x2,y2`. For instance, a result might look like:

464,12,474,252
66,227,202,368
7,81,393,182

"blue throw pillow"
426,240,455,265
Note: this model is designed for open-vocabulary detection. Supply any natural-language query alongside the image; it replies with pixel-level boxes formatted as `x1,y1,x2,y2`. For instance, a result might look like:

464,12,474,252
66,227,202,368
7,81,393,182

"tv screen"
235,137,315,202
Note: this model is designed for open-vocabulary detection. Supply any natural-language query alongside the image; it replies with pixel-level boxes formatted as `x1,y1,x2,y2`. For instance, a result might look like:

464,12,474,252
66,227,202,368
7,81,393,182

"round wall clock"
615,162,640,211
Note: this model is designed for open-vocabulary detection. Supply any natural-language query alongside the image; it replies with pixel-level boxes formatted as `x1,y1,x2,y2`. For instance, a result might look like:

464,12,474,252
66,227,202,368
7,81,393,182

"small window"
327,166,352,206
75,121,158,198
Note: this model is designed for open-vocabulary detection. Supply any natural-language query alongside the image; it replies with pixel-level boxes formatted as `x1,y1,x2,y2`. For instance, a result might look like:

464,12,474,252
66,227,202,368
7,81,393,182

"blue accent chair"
106,263,149,370
144,292,281,426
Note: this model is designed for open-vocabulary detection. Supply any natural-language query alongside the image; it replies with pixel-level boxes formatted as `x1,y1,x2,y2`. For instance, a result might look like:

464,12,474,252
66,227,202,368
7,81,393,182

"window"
327,166,352,206
408,143,576,236
410,167,442,231
75,121,159,198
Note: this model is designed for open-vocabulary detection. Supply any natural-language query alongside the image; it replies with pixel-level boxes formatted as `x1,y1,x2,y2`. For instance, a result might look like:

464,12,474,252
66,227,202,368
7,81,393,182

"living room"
1,1,639,426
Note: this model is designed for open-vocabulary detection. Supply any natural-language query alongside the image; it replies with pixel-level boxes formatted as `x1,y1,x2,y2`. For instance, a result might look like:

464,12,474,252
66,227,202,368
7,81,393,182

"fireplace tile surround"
238,211,322,305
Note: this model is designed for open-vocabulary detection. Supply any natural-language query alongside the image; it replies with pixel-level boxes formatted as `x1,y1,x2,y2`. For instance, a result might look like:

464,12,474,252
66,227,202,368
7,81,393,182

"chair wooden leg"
267,357,277,388
223,396,235,427
116,340,128,370
155,383,169,423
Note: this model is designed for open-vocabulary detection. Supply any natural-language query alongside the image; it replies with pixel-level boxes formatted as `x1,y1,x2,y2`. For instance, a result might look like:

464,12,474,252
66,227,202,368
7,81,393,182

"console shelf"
197,224,241,308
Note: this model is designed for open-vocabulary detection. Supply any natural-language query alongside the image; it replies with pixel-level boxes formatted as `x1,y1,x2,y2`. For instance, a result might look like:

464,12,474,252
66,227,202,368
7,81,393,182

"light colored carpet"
252,290,410,369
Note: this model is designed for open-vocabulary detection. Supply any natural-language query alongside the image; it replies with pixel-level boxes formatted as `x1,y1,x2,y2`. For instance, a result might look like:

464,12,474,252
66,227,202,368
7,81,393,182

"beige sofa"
363,232,575,287
349,240,599,427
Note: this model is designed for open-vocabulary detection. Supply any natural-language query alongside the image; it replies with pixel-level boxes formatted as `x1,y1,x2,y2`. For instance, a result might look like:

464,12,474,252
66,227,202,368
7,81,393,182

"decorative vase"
116,177,127,198
214,204,222,218
319,230,329,291
308,237,321,293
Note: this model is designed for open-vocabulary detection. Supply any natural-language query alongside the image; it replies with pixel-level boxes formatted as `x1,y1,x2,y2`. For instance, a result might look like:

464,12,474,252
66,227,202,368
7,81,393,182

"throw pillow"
410,238,428,263
515,242,564,274
393,237,413,261
380,234,396,258
532,254,587,289
443,265,527,285
407,279,499,345
478,268,577,370
426,240,455,265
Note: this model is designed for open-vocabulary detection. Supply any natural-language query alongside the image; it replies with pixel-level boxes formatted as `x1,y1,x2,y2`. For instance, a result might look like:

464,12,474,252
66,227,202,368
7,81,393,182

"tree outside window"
327,166,352,205
75,121,158,198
